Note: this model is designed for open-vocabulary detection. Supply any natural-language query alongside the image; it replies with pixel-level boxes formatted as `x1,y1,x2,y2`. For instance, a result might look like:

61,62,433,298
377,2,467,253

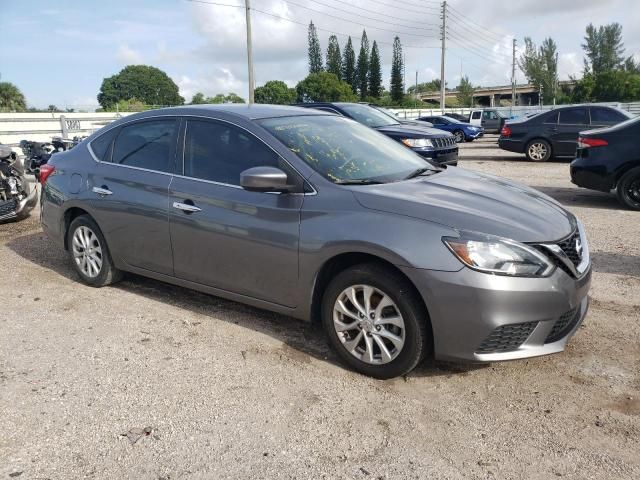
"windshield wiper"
334,179,385,185
404,167,440,180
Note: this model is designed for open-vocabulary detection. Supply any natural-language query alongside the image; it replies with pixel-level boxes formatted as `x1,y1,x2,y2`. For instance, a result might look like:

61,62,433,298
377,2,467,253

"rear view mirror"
240,166,290,193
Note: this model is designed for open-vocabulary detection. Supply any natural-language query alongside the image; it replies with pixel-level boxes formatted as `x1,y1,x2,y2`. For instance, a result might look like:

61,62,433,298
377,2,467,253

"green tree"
368,41,382,98
456,76,475,106
112,98,147,112
97,65,184,109
295,72,357,102
342,37,357,93
356,30,370,100
326,35,342,79
518,37,559,103
0,81,27,112
255,80,296,104
221,93,246,103
308,21,323,74
582,23,625,75
190,92,206,104
390,36,404,103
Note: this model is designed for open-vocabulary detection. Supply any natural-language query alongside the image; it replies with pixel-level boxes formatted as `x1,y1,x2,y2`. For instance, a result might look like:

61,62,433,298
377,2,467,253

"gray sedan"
40,105,591,378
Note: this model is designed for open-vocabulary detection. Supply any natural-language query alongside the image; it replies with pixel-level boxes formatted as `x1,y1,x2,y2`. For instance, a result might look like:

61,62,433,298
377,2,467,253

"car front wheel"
67,215,123,287
453,130,465,143
321,263,430,379
616,167,640,211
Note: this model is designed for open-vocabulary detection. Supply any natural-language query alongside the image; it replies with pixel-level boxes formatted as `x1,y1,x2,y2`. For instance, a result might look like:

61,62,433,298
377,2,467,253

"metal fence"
390,101,640,120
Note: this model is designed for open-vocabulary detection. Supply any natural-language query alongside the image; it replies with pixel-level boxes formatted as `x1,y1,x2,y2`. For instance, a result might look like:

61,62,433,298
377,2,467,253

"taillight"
39,164,56,184
501,125,512,137
577,137,608,148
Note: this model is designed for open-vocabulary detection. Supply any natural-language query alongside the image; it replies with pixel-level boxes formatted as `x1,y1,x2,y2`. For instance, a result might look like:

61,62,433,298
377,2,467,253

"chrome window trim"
87,113,317,196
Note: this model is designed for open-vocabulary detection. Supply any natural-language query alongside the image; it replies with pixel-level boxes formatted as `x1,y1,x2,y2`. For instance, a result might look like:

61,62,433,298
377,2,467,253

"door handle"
92,186,113,196
173,201,201,213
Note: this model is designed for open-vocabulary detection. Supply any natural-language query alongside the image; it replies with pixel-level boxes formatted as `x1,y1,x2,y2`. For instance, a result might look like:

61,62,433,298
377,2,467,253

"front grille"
534,229,584,277
433,136,455,148
476,321,538,354
0,198,18,219
545,308,580,343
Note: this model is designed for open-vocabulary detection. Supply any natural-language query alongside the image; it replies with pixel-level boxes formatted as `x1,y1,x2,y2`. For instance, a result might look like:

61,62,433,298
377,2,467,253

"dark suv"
499,105,632,161
296,102,458,166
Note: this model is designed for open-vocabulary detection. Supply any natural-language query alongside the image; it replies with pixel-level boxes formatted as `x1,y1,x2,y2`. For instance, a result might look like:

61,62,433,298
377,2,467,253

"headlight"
443,231,555,277
402,138,433,148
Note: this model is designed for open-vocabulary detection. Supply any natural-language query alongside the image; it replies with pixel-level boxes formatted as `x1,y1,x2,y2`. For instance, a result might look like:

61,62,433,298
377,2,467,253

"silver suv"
40,105,591,378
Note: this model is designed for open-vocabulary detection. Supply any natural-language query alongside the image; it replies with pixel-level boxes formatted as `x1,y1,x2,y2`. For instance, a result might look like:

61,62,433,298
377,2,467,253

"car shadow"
6,231,477,379
590,251,640,277
531,185,621,210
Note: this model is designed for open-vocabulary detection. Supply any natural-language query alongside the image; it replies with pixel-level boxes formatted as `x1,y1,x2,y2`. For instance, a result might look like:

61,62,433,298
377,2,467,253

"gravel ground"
1,138,639,479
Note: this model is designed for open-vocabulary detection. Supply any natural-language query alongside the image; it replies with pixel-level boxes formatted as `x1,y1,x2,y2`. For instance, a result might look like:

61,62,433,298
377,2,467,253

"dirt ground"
1,137,639,479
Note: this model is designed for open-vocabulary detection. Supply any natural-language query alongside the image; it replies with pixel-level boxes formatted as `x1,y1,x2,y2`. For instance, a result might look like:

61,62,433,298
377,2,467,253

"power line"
447,36,510,65
312,0,440,29
366,0,441,14
446,4,506,41
281,0,438,38
186,0,243,8
446,28,512,60
447,22,508,50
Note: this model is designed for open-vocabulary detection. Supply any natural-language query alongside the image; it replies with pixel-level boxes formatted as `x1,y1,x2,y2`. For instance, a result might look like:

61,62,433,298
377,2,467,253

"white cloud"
116,44,143,64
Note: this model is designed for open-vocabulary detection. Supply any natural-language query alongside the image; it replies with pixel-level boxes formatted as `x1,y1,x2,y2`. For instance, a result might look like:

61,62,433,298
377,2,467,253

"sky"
1,0,639,110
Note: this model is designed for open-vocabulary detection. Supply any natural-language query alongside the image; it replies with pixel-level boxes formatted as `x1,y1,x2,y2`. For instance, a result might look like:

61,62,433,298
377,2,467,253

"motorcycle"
0,144,38,223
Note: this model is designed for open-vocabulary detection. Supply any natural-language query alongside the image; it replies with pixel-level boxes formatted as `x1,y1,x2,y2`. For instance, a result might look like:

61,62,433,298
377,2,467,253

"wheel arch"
525,137,553,159
613,161,640,188
309,252,433,340
62,207,93,251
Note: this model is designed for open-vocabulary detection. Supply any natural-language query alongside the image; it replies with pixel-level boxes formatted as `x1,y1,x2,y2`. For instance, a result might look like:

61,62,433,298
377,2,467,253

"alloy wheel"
333,285,405,365
72,226,103,278
454,131,464,143
528,142,548,161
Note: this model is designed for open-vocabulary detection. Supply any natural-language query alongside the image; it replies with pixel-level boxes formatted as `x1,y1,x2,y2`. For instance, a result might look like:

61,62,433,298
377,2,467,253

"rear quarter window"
89,127,119,162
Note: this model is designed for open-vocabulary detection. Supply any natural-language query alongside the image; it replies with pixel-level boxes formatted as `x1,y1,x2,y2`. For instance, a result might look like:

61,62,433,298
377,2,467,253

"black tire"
321,263,431,379
616,167,640,211
453,130,465,143
67,215,123,287
525,139,552,162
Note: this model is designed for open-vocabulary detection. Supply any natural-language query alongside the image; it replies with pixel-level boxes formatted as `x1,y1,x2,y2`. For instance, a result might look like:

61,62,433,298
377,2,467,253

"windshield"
441,116,462,124
259,115,432,183
338,103,400,128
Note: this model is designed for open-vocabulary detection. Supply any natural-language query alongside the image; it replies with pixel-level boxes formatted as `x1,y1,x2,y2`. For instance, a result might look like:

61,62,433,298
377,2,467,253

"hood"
352,167,575,243
375,123,453,138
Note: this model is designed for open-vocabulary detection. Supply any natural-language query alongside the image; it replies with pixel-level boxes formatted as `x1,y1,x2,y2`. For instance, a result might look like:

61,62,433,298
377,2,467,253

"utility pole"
439,1,446,112
511,38,517,116
244,0,255,104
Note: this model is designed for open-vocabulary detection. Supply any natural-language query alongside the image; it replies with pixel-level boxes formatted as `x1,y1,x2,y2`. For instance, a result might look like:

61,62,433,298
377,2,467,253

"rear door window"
590,107,627,124
112,119,178,173
90,127,119,162
559,108,588,125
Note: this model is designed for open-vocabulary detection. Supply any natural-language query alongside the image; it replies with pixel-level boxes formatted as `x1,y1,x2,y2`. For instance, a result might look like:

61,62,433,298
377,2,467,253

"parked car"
469,109,507,132
296,102,458,166
443,112,469,123
571,115,640,210
41,105,591,379
416,115,484,143
369,105,432,127
499,105,633,161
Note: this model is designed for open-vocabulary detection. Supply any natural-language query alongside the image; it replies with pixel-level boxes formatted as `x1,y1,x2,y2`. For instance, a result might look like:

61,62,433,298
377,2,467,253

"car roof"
115,104,328,122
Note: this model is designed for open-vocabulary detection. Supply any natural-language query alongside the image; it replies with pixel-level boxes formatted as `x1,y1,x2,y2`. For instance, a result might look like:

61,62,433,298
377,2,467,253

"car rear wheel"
67,215,123,287
321,263,430,379
616,167,640,211
525,139,552,162
453,130,465,143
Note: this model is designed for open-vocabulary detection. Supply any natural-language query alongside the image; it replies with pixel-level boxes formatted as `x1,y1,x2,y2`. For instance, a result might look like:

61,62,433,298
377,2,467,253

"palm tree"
0,82,27,112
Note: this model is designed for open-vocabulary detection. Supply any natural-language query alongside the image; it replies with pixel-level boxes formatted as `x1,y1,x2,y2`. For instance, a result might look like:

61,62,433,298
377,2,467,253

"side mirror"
240,166,290,193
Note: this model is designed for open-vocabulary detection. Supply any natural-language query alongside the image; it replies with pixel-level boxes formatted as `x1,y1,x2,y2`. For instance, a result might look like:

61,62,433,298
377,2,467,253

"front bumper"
401,263,591,363
415,147,459,166
465,130,483,140
0,183,38,222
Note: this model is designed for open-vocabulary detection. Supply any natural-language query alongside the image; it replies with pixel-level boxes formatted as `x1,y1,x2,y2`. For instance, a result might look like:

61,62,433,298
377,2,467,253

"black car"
571,115,640,210
498,105,633,162
296,102,458,166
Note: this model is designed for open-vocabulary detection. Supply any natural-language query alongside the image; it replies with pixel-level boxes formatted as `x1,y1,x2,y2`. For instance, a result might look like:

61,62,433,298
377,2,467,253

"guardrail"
390,101,640,120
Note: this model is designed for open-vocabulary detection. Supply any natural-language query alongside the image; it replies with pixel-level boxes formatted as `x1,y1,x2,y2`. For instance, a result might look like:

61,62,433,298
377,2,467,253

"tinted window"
184,120,281,185
315,107,342,115
483,111,498,119
90,127,118,162
590,107,627,124
338,103,400,127
559,108,588,125
471,111,481,120
419,117,434,122
544,111,559,124
112,119,177,172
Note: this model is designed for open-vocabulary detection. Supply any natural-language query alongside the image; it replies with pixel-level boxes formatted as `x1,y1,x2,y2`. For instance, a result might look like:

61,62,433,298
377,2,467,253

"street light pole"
244,0,255,104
